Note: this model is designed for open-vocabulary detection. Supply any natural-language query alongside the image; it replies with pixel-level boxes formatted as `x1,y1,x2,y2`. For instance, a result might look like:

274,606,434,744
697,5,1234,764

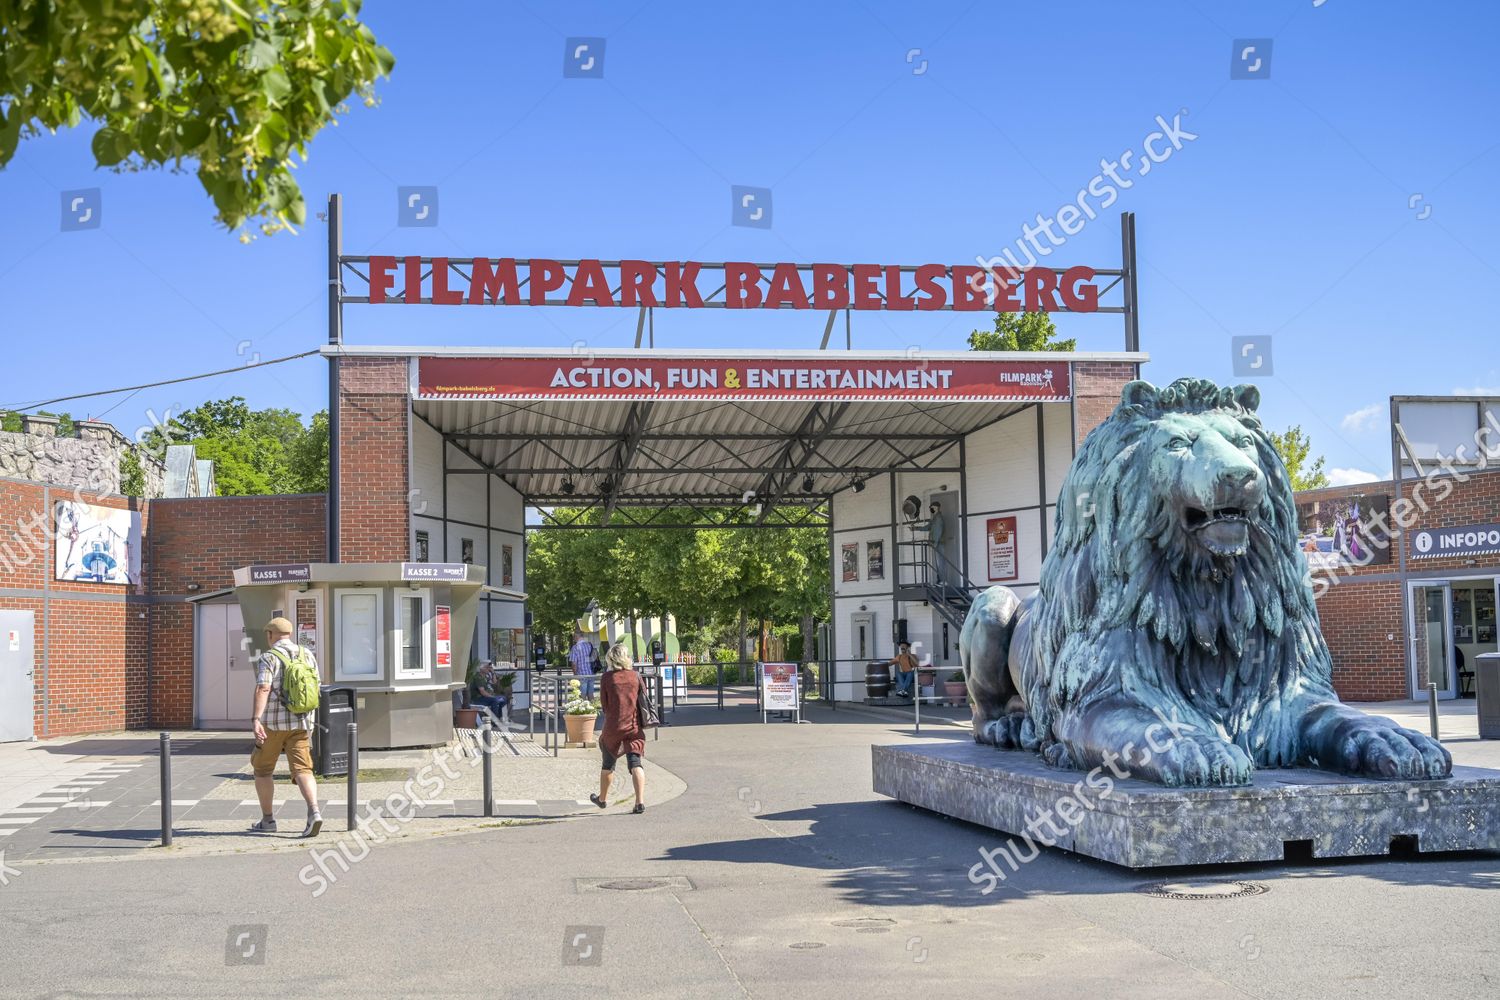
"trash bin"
316,685,358,776
1476,652,1500,740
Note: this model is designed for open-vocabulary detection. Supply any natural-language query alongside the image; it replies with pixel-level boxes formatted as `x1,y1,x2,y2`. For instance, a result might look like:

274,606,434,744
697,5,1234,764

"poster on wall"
1296,493,1393,570
490,627,513,665
55,501,141,585
435,605,452,669
841,543,859,583
986,516,1018,582
460,538,474,564
866,540,884,580
501,544,514,588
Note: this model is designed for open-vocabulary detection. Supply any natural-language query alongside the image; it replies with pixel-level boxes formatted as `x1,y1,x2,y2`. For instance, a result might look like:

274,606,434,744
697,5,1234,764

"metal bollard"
1428,683,1440,740
717,662,724,711
159,732,172,847
346,721,359,832
481,718,495,817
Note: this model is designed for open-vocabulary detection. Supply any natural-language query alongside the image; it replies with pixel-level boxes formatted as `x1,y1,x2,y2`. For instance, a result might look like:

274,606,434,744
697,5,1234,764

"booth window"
395,588,432,678
334,589,383,681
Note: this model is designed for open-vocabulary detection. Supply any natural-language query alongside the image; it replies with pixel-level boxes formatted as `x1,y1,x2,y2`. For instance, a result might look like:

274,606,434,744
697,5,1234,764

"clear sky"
2,0,1496,485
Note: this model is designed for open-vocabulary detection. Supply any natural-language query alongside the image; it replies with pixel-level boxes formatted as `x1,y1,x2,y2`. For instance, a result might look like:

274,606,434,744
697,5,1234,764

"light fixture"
852,476,866,493
185,582,200,592
561,478,575,496
802,474,815,492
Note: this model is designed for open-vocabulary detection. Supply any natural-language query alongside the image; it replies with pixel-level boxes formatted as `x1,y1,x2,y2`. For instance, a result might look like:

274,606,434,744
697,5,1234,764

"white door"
0,611,35,742
196,603,255,730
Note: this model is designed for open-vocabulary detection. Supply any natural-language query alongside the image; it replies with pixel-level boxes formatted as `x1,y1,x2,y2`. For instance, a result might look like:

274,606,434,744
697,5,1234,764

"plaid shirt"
256,637,316,732
568,640,595,675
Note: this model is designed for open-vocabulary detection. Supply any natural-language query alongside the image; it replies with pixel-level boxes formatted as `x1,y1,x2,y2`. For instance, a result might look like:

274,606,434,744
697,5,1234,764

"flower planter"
942,681,967,702
565,713,597,744
455,707,480,729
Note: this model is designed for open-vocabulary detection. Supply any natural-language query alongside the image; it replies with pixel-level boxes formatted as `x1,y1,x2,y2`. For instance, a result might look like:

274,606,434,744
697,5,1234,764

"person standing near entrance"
588,643,648,814
927,501,946,584
569,630,597,699
249,617,322,838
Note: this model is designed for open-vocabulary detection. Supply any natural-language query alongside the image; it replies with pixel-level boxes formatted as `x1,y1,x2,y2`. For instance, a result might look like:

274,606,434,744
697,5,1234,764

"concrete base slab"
872,741,1500,868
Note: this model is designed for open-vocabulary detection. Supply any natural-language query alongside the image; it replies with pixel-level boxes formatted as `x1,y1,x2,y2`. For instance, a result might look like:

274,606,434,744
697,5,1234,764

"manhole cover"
1139,880,1268,900
789,941,826,950
831,917,896,930
575,876,694,893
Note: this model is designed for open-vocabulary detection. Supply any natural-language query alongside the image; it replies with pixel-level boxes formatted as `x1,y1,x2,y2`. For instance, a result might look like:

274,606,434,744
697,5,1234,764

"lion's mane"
1020,377,1337,761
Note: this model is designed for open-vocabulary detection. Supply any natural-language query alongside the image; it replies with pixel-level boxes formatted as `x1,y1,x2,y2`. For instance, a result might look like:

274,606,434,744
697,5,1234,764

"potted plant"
917,664,938,698
943,669,967,703
456,658,482,728
563,678,601,744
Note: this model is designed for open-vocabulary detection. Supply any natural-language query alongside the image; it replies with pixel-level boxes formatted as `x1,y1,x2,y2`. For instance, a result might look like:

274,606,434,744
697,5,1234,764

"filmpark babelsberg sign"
359,256,1103,313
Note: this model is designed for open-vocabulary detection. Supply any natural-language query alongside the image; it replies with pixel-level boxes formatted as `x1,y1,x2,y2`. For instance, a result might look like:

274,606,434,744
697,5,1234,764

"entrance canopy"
327,345,1147,525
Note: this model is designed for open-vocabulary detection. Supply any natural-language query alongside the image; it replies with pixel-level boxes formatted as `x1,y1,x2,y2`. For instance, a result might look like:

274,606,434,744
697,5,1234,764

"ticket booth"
230,562,490,749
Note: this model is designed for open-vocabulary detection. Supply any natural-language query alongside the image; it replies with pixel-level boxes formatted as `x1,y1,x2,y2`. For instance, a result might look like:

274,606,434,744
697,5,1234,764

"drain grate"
576,875,694,893
1139,880,1268,900
789,941,826,950
831,917,896,932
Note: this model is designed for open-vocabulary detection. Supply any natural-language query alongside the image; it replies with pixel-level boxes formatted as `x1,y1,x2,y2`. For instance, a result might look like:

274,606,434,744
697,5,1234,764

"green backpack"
272,645,321,715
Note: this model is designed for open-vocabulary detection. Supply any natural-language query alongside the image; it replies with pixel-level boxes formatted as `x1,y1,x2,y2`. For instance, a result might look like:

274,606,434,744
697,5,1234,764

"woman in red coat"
589,643,648,814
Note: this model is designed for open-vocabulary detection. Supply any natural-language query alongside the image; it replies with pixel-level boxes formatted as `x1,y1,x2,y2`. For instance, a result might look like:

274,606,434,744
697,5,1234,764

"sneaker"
588,793,607,809
302,813,323,838
631,803,645,815
249,816,277,833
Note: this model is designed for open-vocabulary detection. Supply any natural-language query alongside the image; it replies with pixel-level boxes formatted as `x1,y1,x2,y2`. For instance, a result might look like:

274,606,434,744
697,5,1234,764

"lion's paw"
1137,734,1254,787
1329,723,1452,780
975,711,1028,749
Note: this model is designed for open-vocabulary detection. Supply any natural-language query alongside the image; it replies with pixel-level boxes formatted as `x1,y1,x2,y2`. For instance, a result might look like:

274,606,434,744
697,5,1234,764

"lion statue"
962,377,1451,786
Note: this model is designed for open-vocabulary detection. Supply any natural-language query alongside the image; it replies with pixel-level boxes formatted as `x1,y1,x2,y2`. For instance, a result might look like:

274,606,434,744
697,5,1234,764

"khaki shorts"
251,729,314,778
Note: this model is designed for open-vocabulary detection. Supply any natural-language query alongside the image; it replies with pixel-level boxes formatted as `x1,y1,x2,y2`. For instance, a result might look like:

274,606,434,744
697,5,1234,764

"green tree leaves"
967,311,1077,352
1268,424,1330,492
0,0,394,235
140,396,326,495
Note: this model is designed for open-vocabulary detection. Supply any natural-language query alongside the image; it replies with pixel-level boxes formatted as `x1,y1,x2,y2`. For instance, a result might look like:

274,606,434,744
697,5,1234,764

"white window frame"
394,587,433,679
333,588,384,682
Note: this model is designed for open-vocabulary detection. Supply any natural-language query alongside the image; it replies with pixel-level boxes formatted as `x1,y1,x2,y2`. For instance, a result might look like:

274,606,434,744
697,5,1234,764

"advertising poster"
986,516,1018,582
1296,493,1393,569
502,544,514,587
841,543,859,582
435,605,452,669
867,540,884,580
490,627,513,664
762,662,799,712
55,501,141,585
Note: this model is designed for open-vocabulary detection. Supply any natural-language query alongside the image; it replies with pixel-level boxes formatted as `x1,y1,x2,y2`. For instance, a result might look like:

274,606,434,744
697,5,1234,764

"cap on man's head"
265,617,294,636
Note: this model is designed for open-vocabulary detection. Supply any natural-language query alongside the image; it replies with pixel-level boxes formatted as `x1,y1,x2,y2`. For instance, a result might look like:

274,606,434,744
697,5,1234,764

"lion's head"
1044,377,1313,657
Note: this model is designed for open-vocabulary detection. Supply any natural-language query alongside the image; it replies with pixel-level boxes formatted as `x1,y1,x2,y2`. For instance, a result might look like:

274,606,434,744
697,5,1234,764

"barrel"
865,662,891,699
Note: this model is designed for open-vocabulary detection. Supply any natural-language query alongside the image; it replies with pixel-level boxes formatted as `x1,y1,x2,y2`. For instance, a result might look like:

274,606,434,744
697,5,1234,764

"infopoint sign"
416,356,1072,403
360,256,1102,313
1410,523,1500,559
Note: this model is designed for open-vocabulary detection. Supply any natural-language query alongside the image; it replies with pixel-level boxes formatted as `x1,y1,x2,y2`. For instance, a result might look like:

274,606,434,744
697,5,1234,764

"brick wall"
1315,578,1408,701
0,478,148,737
1071,360,1140,444
336,356,410,562
147,495,326,728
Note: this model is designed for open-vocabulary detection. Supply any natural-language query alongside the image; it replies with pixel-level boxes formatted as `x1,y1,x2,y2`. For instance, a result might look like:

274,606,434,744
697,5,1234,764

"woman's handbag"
637,674,662,729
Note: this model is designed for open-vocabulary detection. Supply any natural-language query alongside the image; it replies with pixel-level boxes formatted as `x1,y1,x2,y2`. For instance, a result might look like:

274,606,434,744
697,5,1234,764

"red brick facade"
1071,360,1140,444
1298,467,1500,701
0,478,326,736
336,356,410,563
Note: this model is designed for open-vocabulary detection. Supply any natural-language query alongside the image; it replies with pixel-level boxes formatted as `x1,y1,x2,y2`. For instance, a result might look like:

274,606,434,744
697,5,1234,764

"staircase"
896,538,978,632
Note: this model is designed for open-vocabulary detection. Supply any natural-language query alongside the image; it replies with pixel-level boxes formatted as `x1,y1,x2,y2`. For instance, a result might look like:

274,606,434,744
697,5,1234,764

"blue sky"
2,0,1496,485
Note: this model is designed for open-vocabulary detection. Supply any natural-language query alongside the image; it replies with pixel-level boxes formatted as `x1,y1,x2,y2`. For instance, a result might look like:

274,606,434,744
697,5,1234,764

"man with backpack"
249,616,322,837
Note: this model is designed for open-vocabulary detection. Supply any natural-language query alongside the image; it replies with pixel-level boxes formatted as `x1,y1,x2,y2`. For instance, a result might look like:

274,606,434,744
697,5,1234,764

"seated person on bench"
469,661,510,725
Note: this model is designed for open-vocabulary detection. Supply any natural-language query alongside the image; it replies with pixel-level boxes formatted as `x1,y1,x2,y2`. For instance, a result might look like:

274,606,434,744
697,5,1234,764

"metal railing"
896,536,982,630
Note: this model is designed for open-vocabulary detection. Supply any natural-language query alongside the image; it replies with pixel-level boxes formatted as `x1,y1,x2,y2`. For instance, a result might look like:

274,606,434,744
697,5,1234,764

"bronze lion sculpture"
962,377,1451,786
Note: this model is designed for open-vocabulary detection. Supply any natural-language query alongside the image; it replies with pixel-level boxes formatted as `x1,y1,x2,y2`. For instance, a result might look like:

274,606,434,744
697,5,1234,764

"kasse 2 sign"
416,357,1072,403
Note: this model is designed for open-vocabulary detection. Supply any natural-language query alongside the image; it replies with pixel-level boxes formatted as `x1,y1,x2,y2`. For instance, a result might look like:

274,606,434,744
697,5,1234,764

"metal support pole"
158,732,172,847
717,662,724,711
326,192,342,563
914,685,921,735
346,721,359,832
481,719,495,817
1428,683,1440,739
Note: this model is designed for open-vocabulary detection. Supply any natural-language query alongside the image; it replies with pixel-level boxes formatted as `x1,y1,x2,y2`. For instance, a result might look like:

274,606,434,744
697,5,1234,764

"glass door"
1410,582,1455,699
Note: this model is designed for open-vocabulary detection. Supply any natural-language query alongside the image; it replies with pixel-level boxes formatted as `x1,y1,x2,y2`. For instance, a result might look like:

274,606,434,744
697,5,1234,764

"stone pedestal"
873,741,1500,868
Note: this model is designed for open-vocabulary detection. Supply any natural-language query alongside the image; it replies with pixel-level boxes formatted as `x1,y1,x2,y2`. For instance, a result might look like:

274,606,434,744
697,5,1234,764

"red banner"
416,357,1071,402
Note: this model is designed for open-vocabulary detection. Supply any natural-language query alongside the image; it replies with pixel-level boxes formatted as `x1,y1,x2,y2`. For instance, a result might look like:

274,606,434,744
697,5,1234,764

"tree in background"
967,311,1077,352
1269,425,1330,491
141,396,326,495
0,0,394,235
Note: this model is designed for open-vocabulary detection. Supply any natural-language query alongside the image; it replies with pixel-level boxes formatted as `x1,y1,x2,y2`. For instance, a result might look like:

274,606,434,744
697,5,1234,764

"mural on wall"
55,501,141,585
1296,492,1392,569
866,540,884,580
841,543,858,583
